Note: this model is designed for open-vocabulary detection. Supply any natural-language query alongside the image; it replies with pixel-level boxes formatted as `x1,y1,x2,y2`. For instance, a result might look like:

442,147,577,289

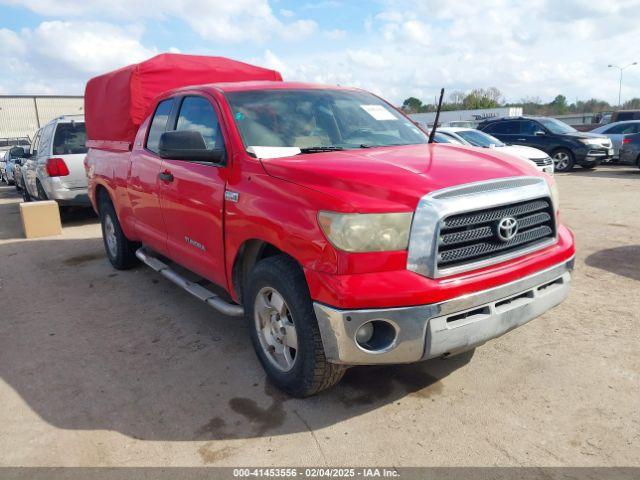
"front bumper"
575,146,612,164
314,258,573,365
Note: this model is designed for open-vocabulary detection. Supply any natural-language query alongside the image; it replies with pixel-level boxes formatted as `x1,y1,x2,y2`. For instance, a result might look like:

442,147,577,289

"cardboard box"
19,201,62,239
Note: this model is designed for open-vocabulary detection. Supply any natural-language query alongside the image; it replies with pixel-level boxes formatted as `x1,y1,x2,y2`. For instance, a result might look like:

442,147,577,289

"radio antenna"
428,88,445,143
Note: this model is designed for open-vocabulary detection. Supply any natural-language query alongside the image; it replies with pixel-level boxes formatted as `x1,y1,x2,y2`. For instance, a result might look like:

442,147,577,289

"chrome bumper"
313,258,574,365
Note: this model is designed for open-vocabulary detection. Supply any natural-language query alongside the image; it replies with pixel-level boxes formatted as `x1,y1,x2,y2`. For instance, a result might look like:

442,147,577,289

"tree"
462,88,503,109
401,97,425,113
549,95,568,114
623,98,640,109
448,90,465,105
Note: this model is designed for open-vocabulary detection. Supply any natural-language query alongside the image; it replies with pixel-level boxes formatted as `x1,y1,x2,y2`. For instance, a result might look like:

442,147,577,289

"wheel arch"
231,239,302,304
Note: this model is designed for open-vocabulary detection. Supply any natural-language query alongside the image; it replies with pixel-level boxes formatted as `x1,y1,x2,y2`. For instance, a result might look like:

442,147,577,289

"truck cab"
85,54,575,397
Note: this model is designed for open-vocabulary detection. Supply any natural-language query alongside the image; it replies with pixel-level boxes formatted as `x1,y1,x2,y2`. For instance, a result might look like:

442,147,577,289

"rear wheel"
99,196,139,270
36,181,48,200
552,149,575,172
246,255,346,397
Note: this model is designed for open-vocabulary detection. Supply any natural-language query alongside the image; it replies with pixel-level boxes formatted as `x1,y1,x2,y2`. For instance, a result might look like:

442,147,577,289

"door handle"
517,138,526,141
159,171,174,182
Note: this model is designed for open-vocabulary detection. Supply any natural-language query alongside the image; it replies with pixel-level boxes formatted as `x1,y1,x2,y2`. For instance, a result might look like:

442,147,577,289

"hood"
260,144,542,212
498,144,548,160
561,131,608,140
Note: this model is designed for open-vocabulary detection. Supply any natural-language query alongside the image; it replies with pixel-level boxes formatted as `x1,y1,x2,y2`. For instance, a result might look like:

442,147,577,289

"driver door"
158,94,229,287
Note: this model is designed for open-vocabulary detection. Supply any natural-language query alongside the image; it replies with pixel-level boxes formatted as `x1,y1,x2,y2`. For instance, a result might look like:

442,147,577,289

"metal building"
0,95,84,140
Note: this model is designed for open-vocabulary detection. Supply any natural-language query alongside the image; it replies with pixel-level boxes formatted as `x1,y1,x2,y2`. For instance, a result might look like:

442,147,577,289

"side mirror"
534,130,546,137
158,130,224,163
9,146,25,158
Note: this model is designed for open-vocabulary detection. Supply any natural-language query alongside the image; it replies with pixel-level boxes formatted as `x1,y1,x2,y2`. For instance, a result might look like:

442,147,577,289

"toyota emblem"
497,216,518,242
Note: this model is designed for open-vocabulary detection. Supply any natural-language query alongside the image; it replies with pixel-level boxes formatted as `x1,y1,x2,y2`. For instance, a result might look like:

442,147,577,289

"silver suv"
22,115,90,206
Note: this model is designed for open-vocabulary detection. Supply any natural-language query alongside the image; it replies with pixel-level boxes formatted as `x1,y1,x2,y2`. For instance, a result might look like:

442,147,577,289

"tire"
98,196,139,270
36,181,48,200
246,255,346,397
21,182,32,202
552,149,575,172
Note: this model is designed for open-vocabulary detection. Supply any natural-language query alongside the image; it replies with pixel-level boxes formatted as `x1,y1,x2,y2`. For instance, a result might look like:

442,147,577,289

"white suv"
22,115,90,206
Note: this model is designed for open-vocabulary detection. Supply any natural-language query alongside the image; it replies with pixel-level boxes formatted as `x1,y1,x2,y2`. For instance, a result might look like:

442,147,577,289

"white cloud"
2,0,640,105
346,49,387,69
324,29,347,40
1,0,319,43
0,20,156,93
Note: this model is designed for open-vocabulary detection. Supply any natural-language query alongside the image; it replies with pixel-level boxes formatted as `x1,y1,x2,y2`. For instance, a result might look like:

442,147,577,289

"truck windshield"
53,122,87,155
225,89,427,153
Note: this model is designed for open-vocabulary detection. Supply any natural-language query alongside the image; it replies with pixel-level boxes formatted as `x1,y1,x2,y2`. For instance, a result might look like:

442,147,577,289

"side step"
135,247,244,317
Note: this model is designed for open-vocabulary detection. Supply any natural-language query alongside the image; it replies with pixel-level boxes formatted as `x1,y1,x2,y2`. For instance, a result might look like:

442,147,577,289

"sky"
1,0,639,106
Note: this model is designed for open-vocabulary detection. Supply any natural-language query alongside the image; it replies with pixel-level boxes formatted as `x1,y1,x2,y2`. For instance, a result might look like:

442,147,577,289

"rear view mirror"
9,146,25,158
158,130,224,163
534,130,546,136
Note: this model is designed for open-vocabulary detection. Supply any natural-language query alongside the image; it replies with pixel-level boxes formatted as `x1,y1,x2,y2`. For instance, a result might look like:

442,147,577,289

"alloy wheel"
103,214,118,259
254,286,298,372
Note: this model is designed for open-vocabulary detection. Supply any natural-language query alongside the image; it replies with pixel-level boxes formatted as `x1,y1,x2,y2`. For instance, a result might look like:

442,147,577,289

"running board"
135,247,244,317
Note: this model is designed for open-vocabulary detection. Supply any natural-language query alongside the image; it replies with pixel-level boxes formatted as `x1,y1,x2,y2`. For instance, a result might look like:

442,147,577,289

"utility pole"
608,62,638,107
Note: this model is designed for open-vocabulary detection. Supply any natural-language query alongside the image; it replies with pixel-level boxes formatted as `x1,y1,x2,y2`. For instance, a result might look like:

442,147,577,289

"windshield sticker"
360,104,398,121
247,146,302,159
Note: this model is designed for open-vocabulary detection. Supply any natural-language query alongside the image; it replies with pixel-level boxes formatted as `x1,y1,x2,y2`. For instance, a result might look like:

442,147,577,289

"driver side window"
175,96,224,151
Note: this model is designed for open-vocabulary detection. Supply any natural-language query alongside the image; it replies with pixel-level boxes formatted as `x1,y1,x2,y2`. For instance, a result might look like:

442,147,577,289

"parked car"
611,110,640,123
442,121,476,128
0,152,6,183
0,137,31,150
589,121,640,159
12,155,27,197
618,133,640,169
478,116,612,172
1,147,27,185
21,115,90,207
85,54,574,397
432,131,465,144
439,127,554,174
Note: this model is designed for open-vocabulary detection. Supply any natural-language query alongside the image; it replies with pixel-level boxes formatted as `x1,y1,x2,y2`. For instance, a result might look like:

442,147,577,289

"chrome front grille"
437,198,556,269
407,177,558,278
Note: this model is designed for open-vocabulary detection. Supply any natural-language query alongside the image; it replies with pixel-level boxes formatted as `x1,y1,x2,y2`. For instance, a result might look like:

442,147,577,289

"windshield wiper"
299,146,344,153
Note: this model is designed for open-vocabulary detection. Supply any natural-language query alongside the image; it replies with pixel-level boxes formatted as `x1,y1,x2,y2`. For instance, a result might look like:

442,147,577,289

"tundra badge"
184,236,206,252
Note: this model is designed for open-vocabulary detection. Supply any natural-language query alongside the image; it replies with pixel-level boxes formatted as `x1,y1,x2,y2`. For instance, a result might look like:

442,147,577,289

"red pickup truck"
84,54,575,397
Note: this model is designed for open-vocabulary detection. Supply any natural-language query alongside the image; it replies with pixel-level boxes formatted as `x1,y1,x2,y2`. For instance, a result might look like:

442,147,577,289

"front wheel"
552,149,575,172
246,255,346,397
99,198,139,270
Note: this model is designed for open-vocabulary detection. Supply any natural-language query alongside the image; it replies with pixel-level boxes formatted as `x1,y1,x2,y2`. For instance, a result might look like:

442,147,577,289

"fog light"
354,320,397,352
355,322,374,344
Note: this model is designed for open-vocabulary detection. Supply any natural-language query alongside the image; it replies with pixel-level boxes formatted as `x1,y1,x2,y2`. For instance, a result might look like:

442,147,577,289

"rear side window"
519,120,542,135
483,121,519,134
146,99,174,154
53,122,87,155
176,96,223,150
604,123,639,134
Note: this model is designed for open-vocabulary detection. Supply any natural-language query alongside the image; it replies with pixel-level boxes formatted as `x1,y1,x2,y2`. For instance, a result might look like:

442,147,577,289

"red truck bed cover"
84,53,282,150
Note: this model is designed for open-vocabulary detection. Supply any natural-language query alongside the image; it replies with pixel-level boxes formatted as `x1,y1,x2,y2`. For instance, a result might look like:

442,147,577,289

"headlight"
318,212,413,252
579,138,603,146
549,181,560,210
